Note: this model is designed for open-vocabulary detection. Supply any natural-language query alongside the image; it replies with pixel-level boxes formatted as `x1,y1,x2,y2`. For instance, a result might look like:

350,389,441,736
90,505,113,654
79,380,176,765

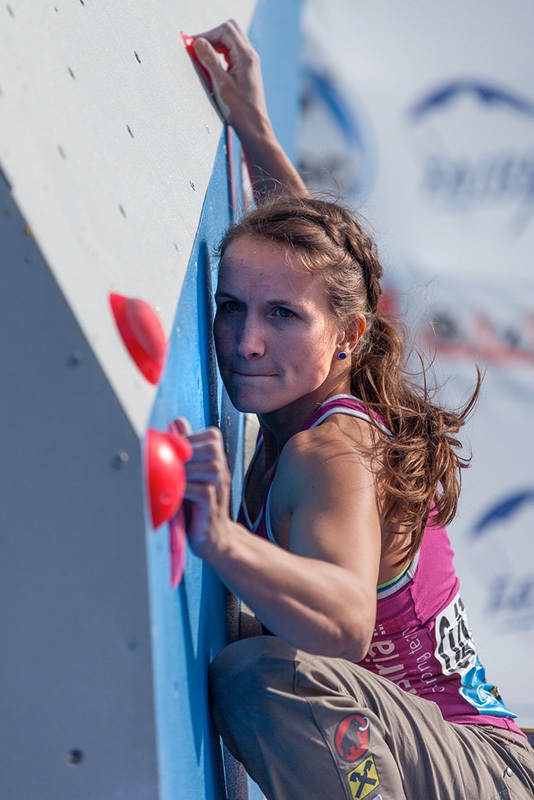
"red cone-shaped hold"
180,31,213,93
146,429,191,529
109,293,167,385
180,31,231,94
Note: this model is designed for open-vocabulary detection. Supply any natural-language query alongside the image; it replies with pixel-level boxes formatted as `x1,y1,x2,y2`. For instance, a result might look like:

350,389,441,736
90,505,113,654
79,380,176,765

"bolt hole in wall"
66,351,83,368
66,749,84,766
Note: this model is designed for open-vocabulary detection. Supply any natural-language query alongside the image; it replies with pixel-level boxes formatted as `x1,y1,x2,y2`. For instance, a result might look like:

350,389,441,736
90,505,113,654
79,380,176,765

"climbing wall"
0,1,302,798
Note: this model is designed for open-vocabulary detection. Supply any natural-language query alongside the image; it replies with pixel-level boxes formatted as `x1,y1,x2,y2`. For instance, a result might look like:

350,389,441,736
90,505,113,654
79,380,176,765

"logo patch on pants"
334,714,370,761
347,755,380,799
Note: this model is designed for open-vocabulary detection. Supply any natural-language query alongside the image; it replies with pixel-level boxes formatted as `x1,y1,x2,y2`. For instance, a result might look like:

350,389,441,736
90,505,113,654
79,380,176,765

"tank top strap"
303,394,392,436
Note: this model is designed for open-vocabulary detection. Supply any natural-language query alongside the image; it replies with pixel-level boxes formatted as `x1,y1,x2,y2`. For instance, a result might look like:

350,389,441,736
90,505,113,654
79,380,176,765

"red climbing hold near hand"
145,427,192,531
109,292,167,384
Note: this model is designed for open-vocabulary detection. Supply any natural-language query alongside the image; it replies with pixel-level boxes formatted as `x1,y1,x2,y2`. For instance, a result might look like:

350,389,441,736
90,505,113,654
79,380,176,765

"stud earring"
338,352,347,360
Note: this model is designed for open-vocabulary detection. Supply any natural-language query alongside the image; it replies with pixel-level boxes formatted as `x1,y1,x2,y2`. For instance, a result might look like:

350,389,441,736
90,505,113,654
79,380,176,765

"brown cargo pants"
209,636,534,800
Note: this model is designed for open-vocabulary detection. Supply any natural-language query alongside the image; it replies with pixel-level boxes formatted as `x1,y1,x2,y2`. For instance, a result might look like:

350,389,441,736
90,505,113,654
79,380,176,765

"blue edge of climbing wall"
146,1,301,797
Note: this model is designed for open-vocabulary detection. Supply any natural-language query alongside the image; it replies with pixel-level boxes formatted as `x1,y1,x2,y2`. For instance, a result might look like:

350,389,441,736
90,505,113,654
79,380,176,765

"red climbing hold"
146,428,192,530
181,31,214,93
181,31,231,95
109,293,167,385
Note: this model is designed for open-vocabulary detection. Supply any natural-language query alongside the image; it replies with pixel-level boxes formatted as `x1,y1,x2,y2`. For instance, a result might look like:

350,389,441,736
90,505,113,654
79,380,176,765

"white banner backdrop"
300,0,534,726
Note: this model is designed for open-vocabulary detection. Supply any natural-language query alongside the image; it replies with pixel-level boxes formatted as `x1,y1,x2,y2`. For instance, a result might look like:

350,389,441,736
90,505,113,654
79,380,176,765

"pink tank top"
239,395,523,733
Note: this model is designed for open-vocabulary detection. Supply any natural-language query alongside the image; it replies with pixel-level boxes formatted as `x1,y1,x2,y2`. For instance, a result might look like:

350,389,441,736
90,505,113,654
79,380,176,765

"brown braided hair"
218,196,481,563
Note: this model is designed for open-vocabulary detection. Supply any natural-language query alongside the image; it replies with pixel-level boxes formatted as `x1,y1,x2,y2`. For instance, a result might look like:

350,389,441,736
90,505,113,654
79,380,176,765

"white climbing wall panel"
1,2,303,797
0,0,255,436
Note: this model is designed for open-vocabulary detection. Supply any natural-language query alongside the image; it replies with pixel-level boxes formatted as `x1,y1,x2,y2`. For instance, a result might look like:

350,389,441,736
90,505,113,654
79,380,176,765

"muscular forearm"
238,117,308,202
179,425,376,661
191,22,308,203
205,521,374,661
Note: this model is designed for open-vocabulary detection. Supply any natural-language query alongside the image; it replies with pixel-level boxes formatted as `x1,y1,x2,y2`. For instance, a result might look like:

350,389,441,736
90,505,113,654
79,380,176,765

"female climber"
174,19,534,800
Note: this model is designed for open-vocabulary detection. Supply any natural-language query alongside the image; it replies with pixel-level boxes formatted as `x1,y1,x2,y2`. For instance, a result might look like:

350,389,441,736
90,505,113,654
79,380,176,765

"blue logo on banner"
300,65,376,201
472,489,534,538
407,80,534,233
409,81,534,122
470,489,534,631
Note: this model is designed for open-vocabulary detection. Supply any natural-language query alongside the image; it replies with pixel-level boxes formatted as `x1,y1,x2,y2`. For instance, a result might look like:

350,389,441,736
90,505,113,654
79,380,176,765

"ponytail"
353,313,480,563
